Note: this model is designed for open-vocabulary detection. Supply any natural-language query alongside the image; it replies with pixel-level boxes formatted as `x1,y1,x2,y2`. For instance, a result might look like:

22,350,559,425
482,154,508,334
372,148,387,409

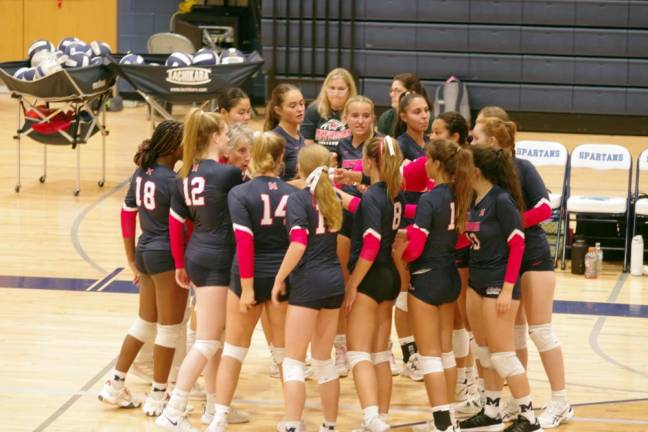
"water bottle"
584,247,598,279
595,242,603,275
631,235,644,276
571,238,587,275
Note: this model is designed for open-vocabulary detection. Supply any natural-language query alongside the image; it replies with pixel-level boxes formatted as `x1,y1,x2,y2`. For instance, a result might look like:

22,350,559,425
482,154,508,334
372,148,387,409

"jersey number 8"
392,202,402,230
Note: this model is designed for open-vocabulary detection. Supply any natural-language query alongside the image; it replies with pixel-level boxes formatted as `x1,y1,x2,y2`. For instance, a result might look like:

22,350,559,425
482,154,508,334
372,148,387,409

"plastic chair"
147,32,195,54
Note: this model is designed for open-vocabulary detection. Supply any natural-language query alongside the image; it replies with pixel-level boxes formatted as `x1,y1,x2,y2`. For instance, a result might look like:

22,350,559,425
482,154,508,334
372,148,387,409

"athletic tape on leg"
395,291,408,312
514,324,528,350
282,357,305,383
453,329,470,358
490,351,525,378
418,355,443,375
529,323,560,352
128,317,156,343
311,358,338,384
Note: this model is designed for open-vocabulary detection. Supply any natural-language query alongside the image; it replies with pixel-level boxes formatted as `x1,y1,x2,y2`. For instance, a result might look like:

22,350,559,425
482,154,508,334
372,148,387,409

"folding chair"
632,149,648,239
516,140,569,266
560,144,633,272
147,32,196,54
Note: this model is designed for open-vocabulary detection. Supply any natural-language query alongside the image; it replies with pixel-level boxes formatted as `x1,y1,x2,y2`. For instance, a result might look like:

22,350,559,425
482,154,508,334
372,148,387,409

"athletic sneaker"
201,404,251,425
276,420,307,431
503,415,542,432
538,400,574,429
97,380,143,408
351,416,390,432
459,409,503,431
335,345,350,377
155,411,200,432
501,397,520,422
205,418,227,432
412,422,460,432
142,391,169,416
455,394,482,417
400,353,424,381
320,423,336,432
270,357,281,378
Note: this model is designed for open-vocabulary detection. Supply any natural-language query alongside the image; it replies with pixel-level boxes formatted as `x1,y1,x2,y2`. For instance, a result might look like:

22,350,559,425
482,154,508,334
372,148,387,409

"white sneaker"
270,357,281,378
155,411,199,432
412,422,459,432
538,399,574,429
97,380,143,408
276,420,307,431
359,416,390,432
501,397,520,422
201,404,251,425
205,417,227,432
142,391,169,416
335,345,350,377
400,354,424,381
454,394,482,417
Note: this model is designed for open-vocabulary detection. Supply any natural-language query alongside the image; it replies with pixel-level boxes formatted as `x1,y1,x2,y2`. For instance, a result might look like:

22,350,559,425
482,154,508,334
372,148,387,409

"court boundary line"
85,267,124,292
70,179,128,275
32,357,116,432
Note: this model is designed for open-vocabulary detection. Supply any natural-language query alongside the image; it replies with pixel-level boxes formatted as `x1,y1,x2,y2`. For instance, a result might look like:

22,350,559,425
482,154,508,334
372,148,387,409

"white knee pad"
514,324,528,350
395,291,409,312
417,355,443,375
453,329,470,358
347,351,372,369
371,351,392,365
490,351,525,379
271,345,286,364
128,317,156,343
529,324,560,353
194,339,222,359
476,345,492,368
441,352,456,369
155,323,183,349
282,357,305,383
311,358,338,384
222,343,248,363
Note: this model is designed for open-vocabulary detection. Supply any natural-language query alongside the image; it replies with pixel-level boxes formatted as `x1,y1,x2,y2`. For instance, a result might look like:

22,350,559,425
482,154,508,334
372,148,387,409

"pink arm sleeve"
523,199,552,228
185,219,194,243
289,227,309,246
402,156,428,192
169,212,186,269
455,232,471,250
348,196,361,214
405,204,417,220
504,230,526,284
120,207,137,238
402,224,429,262
359,230,381,262
234,228,255,278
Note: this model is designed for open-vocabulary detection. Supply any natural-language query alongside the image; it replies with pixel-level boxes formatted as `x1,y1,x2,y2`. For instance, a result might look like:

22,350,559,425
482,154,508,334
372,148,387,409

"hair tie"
385,136,396,157
305,166,327,193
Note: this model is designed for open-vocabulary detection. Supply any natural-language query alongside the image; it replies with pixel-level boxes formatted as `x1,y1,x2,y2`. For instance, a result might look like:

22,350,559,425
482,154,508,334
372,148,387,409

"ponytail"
180,108,226,178
472,144,525,216
476,116,517,153
427,138,474,232
133,120,183,169
298,144,342,231
364,136,403,201
250,131,285,177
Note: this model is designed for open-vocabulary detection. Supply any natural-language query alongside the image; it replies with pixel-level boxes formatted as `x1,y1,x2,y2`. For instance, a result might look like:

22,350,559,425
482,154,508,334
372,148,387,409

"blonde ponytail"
180,108,226,178
298,145,342,231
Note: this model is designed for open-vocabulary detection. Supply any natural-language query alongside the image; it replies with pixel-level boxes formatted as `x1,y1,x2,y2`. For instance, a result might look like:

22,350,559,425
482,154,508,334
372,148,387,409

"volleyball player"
216,87,252,125
377,73,431,137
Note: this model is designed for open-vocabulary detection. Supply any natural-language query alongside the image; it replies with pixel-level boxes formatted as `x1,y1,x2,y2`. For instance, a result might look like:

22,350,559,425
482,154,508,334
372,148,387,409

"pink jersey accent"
504,230,526,284
523,201,552,228
185,219,194,243
359,230,381,261
402,156,428,191
403,224,428,262
290,228,309,246
352,160,363,172
405,204,417,220
169,214,186,269
234,228,255,278
455,232,471,250
121,208,137,238
348,196,361,214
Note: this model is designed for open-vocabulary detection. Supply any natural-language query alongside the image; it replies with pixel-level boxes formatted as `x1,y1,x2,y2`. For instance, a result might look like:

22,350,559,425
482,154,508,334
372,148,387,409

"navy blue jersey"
410,183,457,272
515,158,551,260
336,136,365,198
397,132,427,162
124,164,176,251
228,176,298,277
170,160,244,268
301,104,351,153
273,126,305,181
466,186,524,288
349,182,405,270
286,188,344,299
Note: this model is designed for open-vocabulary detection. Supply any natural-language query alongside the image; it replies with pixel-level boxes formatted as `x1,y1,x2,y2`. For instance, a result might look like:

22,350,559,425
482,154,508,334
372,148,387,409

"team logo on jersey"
486,286,502,296
146,168,154,175
315,119,351,151
166,67,211,85
479,208,486,216
268,182,278,190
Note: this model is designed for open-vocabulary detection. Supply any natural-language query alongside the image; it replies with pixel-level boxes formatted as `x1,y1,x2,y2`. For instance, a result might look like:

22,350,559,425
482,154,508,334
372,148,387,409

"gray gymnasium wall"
261,0,648,117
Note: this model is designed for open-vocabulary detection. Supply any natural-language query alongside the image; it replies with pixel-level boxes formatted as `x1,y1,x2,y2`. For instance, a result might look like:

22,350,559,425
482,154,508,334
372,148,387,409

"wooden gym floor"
0,94,647,432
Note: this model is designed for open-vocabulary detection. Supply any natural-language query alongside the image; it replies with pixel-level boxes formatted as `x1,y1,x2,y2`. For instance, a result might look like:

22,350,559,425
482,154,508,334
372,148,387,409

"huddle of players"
98,70,573,432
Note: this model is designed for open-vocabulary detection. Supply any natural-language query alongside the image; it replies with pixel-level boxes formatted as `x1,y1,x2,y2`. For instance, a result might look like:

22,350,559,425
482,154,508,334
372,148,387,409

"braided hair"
133,120,183,168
